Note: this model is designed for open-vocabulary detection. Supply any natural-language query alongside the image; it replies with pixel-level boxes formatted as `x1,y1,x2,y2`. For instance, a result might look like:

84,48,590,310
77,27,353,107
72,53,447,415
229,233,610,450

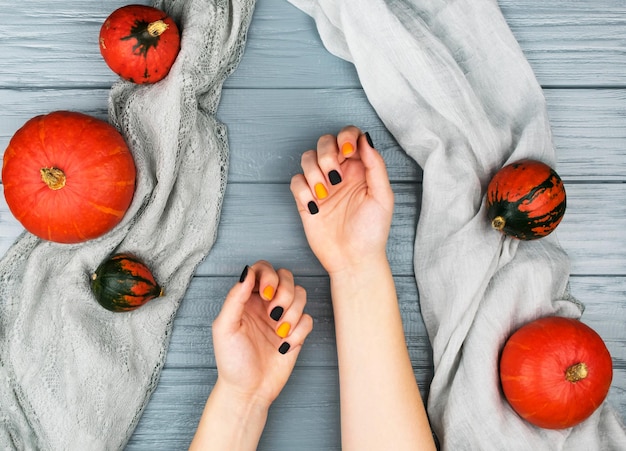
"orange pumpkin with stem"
99,4,181,84
2,111,136,244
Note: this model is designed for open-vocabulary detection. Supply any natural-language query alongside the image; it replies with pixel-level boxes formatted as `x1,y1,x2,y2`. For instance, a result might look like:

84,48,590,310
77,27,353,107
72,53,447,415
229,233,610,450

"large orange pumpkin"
2,111,136,244
500,316,613,429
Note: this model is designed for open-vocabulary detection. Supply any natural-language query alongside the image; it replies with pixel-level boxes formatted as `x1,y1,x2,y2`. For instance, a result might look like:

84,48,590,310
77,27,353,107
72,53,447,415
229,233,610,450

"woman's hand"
190,261,313,451
290,126,394,276
212,260,313,407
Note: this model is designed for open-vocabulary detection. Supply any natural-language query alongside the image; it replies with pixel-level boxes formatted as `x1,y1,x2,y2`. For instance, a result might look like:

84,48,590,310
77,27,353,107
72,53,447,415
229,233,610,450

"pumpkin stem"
147,20,169,37
565,362,588,383
492,216,506,231
40,167,66,190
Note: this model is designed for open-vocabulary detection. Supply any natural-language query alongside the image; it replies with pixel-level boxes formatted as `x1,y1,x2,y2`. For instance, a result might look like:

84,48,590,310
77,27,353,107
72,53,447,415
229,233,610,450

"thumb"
214,266,255,333
358,134,393,204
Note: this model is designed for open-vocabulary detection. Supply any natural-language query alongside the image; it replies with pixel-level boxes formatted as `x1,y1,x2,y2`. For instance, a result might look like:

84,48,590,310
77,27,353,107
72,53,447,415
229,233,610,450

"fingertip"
341,141,355,156
337,125,361,157
239,265,250,283
262,285,275,301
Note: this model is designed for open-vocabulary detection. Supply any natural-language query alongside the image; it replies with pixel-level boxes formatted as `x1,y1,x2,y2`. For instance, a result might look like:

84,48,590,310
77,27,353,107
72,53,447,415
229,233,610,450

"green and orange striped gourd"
91,253,163,312
486,159,566,240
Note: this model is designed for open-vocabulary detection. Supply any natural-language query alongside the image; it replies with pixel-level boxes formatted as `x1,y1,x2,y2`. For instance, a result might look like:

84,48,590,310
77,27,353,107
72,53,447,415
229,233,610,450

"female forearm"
330,256,436,451
189,379,269,451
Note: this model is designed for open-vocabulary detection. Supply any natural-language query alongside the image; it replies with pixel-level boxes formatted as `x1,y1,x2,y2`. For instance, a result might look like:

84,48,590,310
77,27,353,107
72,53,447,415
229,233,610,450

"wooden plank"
194,182,626,277
0,182,624,276
1,0,624,89
1,88,625,182
498,0,626,87
163,275,626,370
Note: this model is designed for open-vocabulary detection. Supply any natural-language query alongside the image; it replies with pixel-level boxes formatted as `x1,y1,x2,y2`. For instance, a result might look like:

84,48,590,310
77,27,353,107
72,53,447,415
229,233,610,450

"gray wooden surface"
0,1,624,449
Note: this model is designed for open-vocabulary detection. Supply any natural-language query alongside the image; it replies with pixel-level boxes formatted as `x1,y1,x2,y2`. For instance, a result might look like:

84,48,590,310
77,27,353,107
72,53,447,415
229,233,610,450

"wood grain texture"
0,0,624,89
0,0,625,448
1,88,625,182
1,182,624,276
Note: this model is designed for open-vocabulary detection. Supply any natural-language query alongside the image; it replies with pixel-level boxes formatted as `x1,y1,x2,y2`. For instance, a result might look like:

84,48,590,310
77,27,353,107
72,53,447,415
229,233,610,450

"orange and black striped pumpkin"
486,159,566,240
91,253,163,312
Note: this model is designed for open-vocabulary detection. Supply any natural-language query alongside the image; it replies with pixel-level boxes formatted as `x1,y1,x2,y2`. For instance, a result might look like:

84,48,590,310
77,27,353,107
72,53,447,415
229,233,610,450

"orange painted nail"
262,285,275,301
276,322,291,338
314,183,328,199
341,142,354,156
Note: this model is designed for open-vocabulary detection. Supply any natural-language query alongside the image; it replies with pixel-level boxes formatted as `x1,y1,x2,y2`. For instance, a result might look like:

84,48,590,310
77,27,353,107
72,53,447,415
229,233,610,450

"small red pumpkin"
486,159,566,240
91,253,163,312
99,5,181,84
500,316,613,429
2,111,136,244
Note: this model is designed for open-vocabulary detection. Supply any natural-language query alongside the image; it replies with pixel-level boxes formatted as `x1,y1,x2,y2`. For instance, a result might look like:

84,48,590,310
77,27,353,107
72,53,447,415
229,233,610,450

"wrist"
327,252,391,286
213,378,272,416
190,379,270,450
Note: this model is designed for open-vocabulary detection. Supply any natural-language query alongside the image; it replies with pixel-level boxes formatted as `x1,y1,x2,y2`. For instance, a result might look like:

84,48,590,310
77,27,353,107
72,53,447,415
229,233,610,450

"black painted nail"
270,306,284,321
328,170,342,186
307,201,319,215
278,342,291,354
365,132,374,148
239,265,249,283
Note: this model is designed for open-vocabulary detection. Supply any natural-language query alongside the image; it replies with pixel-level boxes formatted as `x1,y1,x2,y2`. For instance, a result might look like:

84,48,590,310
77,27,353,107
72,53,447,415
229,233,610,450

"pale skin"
189,127,435,450
290,126,437,450
189,261,313,451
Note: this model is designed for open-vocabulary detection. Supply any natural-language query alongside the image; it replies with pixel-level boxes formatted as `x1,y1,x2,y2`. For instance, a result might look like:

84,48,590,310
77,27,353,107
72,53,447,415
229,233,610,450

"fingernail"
270,306,284,321
314,183,328,199
365,132,374,148
341,142,354,156
278,342,291,354
263,285,275,301
239,265,249,283
276,322,291,338
328,170,342,185
307,201,319,215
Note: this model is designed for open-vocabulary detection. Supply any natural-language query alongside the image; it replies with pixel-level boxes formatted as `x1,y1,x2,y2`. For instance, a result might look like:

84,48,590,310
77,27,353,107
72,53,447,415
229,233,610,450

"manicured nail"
263,285,275,301
328,170,342,185
365,132,374,148
239,265,249,283
307,201,319,215
341,142,354,156
314,183,328,199
276,322,291,338
278,342,291,354
270,306,284,321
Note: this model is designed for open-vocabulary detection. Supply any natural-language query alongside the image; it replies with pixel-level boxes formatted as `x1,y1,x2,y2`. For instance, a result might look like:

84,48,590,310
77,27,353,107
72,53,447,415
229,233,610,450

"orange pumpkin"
2,111,136,243
99,5,181,84
500,316,613,429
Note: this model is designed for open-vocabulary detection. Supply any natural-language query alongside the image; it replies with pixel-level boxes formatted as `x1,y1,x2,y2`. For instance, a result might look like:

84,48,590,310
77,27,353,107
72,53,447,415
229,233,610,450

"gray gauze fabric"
287,0,626,449
0,0,255,449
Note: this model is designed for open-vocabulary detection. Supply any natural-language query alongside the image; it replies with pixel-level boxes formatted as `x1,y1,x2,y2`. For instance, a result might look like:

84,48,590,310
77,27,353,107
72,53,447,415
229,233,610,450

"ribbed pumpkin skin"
91,253,163,312
2,111,136,244
486,159,566,240
99,5,180,84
